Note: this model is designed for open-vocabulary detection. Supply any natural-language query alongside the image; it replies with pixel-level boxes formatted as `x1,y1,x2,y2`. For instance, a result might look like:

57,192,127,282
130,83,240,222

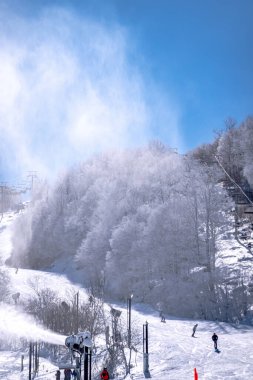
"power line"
214,155,253,207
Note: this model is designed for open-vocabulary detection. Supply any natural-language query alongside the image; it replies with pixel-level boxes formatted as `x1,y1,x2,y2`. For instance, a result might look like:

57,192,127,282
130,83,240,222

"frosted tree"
0,268,9,301
10,143,238,319
240,117,253,187
216,119,244,184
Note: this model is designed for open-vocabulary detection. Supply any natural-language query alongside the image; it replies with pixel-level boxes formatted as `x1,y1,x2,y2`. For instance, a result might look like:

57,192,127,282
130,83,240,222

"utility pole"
127,294,133,374
35,342,39,373
28,342,32,380
82,345,92,380
127,295,133,348
75,291,79,333
143,322,151,378
21,354,24,372
32,342,35,373
27,171,38,193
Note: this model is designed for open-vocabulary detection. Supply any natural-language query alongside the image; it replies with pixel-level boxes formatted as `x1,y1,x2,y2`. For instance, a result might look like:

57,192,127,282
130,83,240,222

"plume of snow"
0,5,182,181
0,304,66,345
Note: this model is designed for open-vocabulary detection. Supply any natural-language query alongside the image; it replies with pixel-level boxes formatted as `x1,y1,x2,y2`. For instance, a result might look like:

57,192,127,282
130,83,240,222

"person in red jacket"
100,367,109,380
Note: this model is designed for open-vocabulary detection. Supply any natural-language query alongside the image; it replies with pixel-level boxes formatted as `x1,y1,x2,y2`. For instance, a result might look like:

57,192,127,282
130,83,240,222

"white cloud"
0,6,182,181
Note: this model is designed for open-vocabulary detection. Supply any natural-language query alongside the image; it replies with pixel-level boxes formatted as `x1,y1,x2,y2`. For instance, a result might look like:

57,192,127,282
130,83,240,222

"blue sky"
0,0,252,183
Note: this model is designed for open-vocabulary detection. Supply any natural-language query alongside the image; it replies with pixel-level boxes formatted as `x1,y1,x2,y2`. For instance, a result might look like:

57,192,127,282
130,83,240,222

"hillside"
1,211,253,379
9,146,242,322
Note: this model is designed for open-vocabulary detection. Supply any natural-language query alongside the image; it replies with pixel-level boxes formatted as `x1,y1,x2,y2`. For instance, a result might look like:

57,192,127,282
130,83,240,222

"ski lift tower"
62,332,92,380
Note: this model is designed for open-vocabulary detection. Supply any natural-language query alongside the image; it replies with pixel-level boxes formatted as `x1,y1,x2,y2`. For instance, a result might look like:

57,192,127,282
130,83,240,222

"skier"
159,311,166,322
192,323,198,337
55,370,61,380
72,369,78,379
100,367,110,380
212,332,218,350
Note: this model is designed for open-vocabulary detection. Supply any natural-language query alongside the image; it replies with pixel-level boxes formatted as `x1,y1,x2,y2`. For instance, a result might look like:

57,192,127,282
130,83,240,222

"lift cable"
214,155,253,207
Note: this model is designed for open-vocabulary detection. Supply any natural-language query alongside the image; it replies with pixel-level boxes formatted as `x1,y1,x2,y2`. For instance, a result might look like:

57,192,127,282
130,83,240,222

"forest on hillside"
10,117,253,321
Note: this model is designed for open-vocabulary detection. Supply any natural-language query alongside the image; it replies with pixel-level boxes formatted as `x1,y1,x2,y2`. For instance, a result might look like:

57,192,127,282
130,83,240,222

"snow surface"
1,211,253,379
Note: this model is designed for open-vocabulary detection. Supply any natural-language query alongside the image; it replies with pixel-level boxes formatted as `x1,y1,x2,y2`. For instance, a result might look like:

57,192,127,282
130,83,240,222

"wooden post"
21,354,24,372
29,342,32,380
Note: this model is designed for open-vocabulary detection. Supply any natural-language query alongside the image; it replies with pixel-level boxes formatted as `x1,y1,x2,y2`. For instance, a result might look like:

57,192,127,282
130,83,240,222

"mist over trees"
10,118,253,320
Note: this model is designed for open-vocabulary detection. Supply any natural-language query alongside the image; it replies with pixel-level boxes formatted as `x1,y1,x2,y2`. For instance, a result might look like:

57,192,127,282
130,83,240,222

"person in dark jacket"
212,333,218,350
192,324,198,337
100,367,109,380
159,311,166,322
64,368,71,380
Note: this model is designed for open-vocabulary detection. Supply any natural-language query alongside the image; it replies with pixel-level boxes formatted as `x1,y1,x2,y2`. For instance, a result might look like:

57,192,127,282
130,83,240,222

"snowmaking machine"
65,331,92,355
58,331,92,380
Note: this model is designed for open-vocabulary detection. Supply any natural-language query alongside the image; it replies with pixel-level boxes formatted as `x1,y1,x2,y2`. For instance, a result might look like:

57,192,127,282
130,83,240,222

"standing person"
72,369,78,379
100,367,109,380
64,368,72,380
212,332,218,350
192,324,198,337
159,311,166,322
55,370,61,380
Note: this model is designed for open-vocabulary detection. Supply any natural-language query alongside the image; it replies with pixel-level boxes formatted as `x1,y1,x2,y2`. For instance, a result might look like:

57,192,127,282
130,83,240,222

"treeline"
192,116,253,188
10,118,253,321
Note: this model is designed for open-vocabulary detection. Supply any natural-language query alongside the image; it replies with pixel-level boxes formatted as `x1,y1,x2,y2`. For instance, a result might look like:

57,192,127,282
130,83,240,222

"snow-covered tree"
0,268,9,302
10,143,239,318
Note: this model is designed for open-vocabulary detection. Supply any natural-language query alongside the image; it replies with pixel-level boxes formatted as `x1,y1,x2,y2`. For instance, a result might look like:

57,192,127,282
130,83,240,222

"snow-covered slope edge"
1,211,253,379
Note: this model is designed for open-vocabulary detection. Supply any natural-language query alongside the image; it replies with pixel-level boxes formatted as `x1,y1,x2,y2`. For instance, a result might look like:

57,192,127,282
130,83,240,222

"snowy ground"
1,211,253,379
128,306,253,379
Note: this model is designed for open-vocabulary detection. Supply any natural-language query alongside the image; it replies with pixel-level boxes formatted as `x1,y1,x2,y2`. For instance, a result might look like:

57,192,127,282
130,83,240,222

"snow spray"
0,303,66,345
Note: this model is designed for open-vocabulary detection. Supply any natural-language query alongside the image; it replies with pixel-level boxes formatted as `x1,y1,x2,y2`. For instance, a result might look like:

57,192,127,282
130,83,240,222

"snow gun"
65,331,92,356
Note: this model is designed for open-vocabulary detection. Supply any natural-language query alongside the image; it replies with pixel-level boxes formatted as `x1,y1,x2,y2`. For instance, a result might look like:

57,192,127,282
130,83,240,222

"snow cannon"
65,331,92,355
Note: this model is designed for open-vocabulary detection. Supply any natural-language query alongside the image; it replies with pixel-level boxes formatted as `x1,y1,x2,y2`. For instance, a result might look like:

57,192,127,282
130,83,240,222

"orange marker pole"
194,367,198,380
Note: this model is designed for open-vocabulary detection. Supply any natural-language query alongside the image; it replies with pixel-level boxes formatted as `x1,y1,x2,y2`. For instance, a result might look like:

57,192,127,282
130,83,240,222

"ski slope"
126,305,253,379
1,211,253,379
